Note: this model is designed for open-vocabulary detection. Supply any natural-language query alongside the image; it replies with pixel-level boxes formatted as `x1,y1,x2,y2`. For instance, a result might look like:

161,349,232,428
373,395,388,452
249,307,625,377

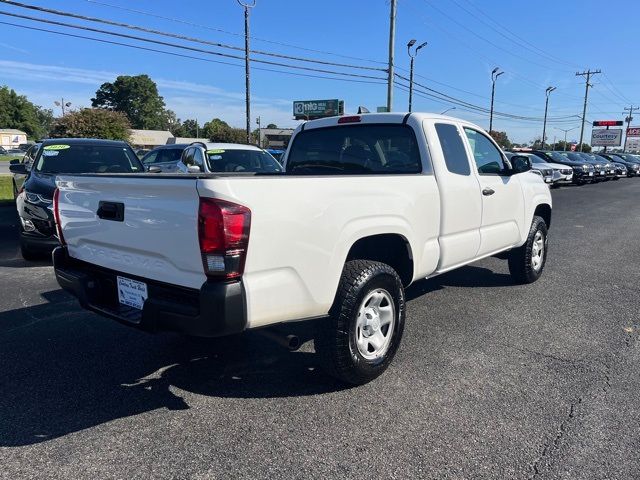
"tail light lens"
198,198,251,280
52,187,66,246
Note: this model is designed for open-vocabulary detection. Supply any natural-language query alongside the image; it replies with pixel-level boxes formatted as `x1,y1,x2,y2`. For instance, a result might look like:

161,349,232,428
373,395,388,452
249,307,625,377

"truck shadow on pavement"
0,265,514,447
0,291,343,447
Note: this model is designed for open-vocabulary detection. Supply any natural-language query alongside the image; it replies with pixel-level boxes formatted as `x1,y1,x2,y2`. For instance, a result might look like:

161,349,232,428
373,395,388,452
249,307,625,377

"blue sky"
0,0,638,143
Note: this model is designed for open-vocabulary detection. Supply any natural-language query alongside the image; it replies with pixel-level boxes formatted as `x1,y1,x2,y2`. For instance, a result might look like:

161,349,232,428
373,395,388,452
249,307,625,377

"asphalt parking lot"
1,180,639,479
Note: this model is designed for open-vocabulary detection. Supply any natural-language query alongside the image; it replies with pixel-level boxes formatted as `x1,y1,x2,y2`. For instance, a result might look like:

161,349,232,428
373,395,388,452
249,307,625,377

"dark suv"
10,138,144,260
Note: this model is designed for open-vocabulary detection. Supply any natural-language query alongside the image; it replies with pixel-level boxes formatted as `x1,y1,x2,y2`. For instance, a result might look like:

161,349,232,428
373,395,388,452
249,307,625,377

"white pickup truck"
53,113,552,385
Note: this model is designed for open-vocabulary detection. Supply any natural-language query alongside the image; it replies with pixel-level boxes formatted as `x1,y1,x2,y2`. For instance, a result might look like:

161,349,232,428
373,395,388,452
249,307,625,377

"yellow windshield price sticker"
206,149,225,154
43,144,71,150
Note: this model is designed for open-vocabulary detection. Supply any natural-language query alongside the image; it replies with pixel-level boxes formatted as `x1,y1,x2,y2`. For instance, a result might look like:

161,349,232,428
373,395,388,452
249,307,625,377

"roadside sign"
593,120,623,127
626,127,640,137
626,137,640,151
293,99,344,120
591,128,622,147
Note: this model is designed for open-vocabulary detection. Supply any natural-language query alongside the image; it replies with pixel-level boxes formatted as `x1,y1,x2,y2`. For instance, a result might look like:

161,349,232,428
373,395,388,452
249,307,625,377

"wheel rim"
355,288,396,360
531,230,545,272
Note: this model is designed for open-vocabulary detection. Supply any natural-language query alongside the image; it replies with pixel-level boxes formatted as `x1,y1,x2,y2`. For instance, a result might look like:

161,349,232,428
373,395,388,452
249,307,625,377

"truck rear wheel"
508,215,548,284
316,260,405,385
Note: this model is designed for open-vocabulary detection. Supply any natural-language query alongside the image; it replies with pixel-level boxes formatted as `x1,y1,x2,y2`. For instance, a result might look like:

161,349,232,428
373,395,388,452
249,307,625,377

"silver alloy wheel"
355,288,395,360
531,230,545,271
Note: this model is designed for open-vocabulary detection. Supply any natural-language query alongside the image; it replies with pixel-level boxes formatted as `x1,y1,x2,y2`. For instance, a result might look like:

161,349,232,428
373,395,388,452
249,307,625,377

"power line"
0,10,387,81
85,0,388,66
457,0,581,69
0,0,386,72
0,20,388,86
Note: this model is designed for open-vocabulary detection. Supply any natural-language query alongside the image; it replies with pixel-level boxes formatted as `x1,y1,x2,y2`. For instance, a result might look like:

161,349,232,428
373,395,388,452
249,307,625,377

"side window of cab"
463,128,508,175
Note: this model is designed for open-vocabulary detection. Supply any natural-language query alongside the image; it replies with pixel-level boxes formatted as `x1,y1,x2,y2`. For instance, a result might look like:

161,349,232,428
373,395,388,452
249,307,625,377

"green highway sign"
293,99,344,119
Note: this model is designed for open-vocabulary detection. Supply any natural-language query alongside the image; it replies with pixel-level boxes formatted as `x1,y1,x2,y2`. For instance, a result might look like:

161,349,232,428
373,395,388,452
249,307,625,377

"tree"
91,75,166,130
163,109,184,136
50,108,131,141
266,123,278,129
0,85,53,139
203,118,246,143
489,130,512,149
181,119,200,138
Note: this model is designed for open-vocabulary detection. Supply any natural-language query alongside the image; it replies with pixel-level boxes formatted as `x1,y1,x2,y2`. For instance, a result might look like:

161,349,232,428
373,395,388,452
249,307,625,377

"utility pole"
489,68,503,133
623,105,638,153
237,0,256,144
256,116,261,147
407,39,427,112
575,69,601,152
542,86,556,149
386,0,396,112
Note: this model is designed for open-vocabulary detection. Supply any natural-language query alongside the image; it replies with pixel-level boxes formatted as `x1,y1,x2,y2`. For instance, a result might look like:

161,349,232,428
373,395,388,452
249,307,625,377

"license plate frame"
117,276,148,310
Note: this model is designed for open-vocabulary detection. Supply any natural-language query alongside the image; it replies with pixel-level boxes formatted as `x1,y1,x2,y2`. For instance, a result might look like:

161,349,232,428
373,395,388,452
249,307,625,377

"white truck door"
428,121,482,271
462,127,523,257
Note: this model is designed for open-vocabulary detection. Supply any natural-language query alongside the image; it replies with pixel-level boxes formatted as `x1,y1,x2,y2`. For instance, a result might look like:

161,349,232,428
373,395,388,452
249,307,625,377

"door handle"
482,187,495,196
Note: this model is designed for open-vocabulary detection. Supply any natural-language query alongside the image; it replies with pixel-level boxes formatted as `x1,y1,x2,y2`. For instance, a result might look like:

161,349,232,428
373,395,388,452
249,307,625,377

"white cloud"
0,60,295,127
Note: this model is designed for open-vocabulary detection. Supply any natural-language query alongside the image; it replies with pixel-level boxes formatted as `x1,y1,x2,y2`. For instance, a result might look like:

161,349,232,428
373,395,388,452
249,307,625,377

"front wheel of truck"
508,215,548,284
316,260,405,385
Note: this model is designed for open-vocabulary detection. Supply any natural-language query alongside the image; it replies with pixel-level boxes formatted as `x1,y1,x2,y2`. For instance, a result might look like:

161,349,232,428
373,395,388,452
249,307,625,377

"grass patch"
0,155,22,162
0,176,14,205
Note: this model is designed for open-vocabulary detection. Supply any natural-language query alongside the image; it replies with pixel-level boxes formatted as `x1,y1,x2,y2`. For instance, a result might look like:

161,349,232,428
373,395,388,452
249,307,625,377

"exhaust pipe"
257,329,301,351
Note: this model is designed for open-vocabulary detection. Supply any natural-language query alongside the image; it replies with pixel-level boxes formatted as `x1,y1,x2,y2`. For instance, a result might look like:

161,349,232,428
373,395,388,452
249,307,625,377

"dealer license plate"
117,276,148,310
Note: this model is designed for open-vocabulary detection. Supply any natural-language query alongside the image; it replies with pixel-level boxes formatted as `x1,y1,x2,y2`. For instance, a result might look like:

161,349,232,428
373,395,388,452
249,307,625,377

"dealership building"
0,129,28,148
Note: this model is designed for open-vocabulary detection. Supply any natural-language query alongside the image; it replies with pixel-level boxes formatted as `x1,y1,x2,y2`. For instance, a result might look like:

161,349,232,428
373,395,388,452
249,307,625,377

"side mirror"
9,163,28,174
510,155,532,174
147,166,162,173
187,165,201,174
9,159,19,165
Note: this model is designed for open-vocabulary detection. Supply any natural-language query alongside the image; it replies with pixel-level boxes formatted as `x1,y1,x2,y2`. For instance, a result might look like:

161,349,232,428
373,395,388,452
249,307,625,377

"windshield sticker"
42,150,60,157
43,144,70,151
206,149,225,155
209,155,223,160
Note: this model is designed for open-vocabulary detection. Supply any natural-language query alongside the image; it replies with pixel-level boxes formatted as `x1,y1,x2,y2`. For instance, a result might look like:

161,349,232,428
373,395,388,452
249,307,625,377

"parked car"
532,150,596,185
506,152,553,184
574,153,615,181
6,148,24,156
52,112,551,385
140,144,188,173
0,146,7,155
177,143,282,173
9,142,41,197
266,148,285,162
135,148,150,158
525,152,574,185
589,153,626,179
608,153,640,177
10,138,144,260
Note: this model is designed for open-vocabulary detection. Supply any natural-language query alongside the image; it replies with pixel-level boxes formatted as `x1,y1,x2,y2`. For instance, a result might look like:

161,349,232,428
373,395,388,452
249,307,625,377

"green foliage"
266,123,278,129
91,75,166,130
0,85,54,139
180,119,200,138
0,176,13,205
203,118,247,144
51,108,131,141
489,130,512,149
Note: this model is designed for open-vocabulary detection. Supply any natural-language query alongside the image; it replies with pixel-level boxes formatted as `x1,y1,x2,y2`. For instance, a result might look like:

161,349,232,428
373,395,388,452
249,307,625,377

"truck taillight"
198,198,251,280
52,187,66,246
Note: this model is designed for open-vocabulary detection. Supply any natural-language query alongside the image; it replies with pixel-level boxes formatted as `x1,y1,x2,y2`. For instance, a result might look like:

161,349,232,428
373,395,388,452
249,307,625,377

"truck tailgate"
56,175,206,289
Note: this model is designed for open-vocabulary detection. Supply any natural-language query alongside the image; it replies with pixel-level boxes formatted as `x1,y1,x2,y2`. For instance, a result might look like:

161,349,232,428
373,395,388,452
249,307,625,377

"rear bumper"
53,247,247,337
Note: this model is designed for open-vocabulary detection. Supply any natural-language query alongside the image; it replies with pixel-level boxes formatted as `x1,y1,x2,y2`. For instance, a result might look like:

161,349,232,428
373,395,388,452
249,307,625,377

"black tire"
508,216,548,284
316,260,406,385
20,237,42,261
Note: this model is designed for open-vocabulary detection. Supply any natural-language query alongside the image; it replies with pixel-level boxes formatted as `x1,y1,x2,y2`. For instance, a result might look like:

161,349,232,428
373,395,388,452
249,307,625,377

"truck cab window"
435,123,470,175
463,128,506,175
193,148,205,171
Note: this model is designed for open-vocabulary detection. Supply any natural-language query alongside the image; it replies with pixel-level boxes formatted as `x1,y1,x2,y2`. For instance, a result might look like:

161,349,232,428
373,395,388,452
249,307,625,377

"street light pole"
489,68,503,133
542,86,556,149
407,39,427,113
237,0,256,144
556,126,579,151
440,107,456,115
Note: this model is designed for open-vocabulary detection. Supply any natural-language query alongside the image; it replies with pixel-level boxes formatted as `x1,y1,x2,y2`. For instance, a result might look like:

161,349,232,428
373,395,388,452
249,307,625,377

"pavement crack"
529,397,583,479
